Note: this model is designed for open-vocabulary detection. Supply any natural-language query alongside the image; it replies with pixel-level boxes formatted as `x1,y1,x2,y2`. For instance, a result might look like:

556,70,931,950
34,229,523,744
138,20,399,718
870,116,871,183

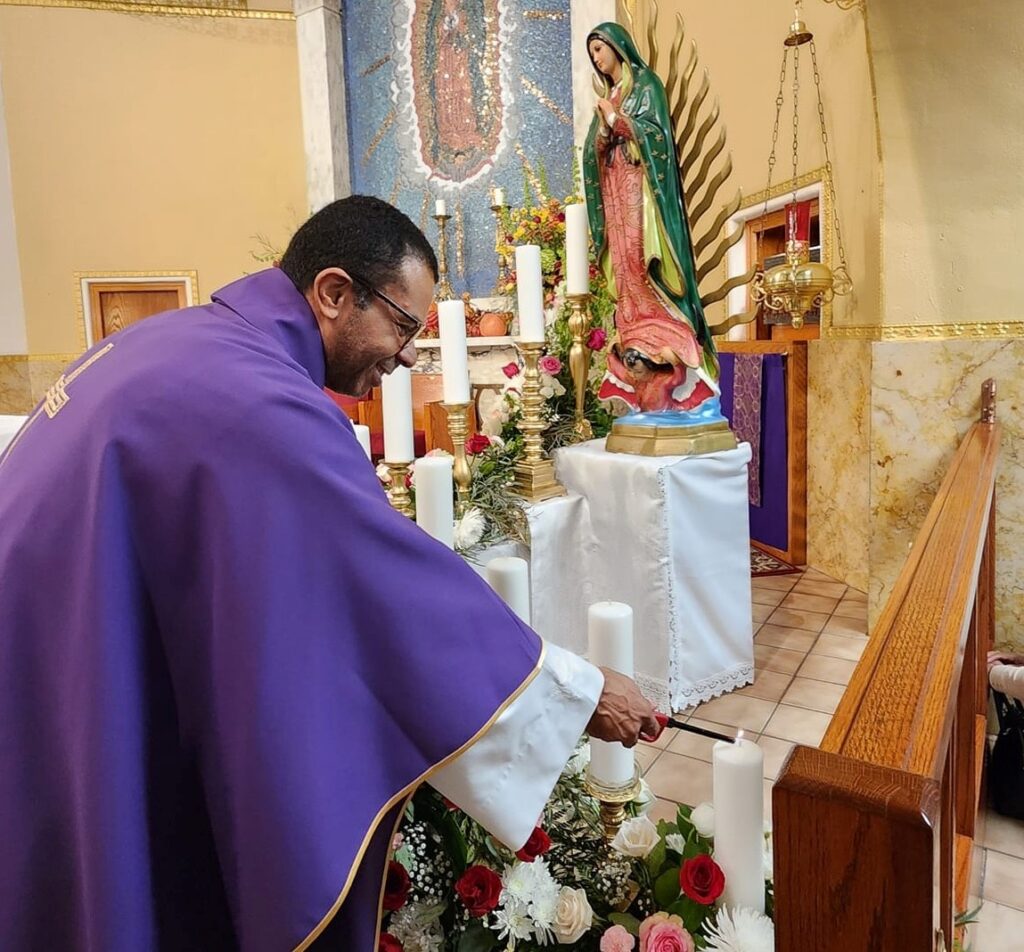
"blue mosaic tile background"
341,1,575,297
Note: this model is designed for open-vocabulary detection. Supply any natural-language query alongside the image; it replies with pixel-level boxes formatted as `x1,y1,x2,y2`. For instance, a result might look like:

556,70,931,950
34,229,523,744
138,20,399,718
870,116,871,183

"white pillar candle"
485,556,530,624
352,424,372,460
514,244,546,342
435,198,447,217
712,734,766,913
587,601,635,787
414,455,455,548
381,366,414,463
493,186,506,207
438,299,471,404
564,203,590,296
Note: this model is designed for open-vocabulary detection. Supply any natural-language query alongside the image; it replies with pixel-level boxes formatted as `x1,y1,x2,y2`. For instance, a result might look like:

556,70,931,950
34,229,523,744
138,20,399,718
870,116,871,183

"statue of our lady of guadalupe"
583,22,727,434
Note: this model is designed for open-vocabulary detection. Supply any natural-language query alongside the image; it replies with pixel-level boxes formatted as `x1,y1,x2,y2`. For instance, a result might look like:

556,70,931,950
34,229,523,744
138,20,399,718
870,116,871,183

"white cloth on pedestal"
429,642,603,850
555,440,754,710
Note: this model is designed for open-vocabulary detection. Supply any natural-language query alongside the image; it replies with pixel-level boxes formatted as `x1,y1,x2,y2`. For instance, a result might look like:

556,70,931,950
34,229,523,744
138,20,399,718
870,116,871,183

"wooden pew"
773,379,999,952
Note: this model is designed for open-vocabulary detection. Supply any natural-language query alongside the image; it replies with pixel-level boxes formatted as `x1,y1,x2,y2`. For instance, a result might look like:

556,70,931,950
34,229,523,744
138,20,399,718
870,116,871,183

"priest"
0,196,658,951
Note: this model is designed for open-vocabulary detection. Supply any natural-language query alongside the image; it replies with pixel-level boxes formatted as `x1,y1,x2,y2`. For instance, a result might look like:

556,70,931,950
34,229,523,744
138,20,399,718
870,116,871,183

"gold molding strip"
810,322,1024,342
0,0,294,20
524,9,566,20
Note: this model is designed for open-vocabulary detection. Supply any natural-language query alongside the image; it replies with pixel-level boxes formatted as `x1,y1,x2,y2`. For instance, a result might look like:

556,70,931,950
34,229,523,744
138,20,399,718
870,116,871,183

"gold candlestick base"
512,340,565,503
584,769,642,843
567,292,594,443
443,402,473,515
384,461,415,518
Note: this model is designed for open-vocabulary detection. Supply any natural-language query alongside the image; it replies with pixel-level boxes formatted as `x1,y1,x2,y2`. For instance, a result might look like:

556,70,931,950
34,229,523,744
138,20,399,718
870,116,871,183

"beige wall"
868,0,1024,329
0,5,308,355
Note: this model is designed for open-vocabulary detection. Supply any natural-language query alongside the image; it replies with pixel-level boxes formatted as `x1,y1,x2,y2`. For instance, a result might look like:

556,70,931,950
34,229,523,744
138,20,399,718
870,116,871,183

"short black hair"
280,195,438,301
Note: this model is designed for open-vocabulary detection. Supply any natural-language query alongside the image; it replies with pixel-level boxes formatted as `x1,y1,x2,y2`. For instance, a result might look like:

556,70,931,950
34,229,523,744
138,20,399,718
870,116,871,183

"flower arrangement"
380,744,774,951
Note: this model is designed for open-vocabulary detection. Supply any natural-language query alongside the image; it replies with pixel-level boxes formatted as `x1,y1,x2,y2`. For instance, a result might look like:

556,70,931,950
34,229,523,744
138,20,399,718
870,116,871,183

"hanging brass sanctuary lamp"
750,1,853,329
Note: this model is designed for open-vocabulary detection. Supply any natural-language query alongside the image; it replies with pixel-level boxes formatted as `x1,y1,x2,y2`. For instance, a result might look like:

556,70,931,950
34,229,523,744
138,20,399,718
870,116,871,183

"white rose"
665,833,687,854
566,742,590,776
691,801,715,838
610,815,659,858
375,463,392,485
552,886,593,944
633,777,655,815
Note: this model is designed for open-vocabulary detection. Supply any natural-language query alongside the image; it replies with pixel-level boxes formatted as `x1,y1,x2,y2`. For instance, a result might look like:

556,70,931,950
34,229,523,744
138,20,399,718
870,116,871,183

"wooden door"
88,281,188,343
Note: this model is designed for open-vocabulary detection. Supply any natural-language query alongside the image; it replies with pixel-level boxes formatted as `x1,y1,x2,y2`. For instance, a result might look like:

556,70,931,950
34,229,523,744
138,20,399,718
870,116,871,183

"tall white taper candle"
438,299,471,404
414,455,455,548
712,734,766,913
587,601,635,786
564,203,590,296
515,244,546,342
485,556,531,624
435,198,447,217
381,366,414,463
352,424,372,460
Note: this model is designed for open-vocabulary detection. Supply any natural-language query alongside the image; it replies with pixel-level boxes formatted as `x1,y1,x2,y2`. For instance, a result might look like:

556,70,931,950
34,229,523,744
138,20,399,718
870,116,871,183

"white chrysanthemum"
763,839,774,881
704,906,775,952
375,463,392,484
525,861,560,934
493,898,534,941
665,833,687,854
388,902,445,952
424,448,452,458
502,862,537,905
453,507,486,549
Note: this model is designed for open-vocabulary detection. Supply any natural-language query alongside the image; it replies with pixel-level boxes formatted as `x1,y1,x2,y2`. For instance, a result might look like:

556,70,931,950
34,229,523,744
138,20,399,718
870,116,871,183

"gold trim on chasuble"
293,643,549,951
0,343,115,470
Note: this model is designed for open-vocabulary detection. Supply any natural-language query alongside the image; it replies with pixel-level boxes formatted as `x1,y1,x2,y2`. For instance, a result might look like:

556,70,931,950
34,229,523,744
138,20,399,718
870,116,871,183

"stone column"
0,60,27,356
294,0,351,212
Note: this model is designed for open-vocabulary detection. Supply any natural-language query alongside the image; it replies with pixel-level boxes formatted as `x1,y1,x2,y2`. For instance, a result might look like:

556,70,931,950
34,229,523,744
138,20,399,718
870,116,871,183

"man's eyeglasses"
349,273,425,348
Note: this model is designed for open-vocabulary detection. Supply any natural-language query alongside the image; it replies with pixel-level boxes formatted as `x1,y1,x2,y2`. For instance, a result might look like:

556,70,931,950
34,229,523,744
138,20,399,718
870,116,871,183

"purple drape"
719,352,789,552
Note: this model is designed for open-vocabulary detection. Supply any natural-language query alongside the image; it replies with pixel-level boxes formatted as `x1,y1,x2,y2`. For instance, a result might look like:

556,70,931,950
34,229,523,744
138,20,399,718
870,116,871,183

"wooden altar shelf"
718,340,807,566
773,379,998,952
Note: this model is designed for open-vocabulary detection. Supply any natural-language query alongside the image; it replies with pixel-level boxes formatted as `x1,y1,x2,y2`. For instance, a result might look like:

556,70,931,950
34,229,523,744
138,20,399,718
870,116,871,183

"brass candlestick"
433,211,456,301
443,402,473,515
384,461,414,518
512,341,565,503
584,768,642,843
566,292,594,442
490,200,511,294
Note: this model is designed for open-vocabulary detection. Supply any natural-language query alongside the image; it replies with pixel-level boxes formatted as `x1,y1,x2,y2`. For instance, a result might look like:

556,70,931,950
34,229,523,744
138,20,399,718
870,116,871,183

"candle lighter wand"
642,712,735,745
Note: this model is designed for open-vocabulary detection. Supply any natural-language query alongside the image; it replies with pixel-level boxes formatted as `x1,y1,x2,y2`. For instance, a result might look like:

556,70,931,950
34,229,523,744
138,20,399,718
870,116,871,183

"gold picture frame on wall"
74,270,199,352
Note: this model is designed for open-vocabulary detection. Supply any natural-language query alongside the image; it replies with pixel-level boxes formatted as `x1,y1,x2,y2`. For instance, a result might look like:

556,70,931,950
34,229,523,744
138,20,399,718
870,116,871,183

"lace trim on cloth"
634,672,671,713
670,661,755,711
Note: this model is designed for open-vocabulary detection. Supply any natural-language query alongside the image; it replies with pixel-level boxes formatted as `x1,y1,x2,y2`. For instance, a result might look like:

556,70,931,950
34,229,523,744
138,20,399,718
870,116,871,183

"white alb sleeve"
991,663,1024,704
428,643,604,851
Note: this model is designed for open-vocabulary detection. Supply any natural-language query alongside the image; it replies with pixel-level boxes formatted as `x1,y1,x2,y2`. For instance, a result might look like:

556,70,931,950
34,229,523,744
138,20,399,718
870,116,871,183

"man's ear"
308,268,353,322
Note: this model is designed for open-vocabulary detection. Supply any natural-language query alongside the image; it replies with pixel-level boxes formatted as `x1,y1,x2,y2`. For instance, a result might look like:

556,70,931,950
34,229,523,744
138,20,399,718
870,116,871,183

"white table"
473,439,754,711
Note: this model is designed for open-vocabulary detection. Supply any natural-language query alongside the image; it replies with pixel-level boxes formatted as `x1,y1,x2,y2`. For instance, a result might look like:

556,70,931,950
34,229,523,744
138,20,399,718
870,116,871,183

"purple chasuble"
0,269,544,951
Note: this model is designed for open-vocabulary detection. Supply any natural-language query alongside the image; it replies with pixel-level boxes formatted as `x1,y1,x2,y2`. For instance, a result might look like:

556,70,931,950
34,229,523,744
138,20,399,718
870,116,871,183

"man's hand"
586,667,660,748
988,650,1024,673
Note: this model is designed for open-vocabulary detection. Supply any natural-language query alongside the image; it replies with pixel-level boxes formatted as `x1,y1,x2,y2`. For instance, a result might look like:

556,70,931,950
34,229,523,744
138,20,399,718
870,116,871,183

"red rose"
679,854,725,905
383,860,411,911
454,864,503,916
502,361,520,379
586,328,608,350
379,934,403,952
465,434,492,455
515,826,552,862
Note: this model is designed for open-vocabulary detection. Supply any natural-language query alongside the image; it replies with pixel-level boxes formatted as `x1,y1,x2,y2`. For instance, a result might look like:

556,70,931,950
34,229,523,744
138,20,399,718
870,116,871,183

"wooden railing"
773,380,1000,952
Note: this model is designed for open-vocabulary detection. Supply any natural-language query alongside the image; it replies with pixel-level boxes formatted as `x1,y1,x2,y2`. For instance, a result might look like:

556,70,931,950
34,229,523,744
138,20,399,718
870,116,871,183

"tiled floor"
638,565,1024,950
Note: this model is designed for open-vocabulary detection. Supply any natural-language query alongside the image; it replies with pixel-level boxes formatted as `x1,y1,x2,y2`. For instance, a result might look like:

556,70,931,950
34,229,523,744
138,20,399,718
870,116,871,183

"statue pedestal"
472,439,754,711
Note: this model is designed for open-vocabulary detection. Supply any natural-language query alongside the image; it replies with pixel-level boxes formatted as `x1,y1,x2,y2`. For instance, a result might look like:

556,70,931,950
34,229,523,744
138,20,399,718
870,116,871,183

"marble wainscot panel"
0,356,32,414
29,354,76,404
807,339,871,593
870,339,1024,651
